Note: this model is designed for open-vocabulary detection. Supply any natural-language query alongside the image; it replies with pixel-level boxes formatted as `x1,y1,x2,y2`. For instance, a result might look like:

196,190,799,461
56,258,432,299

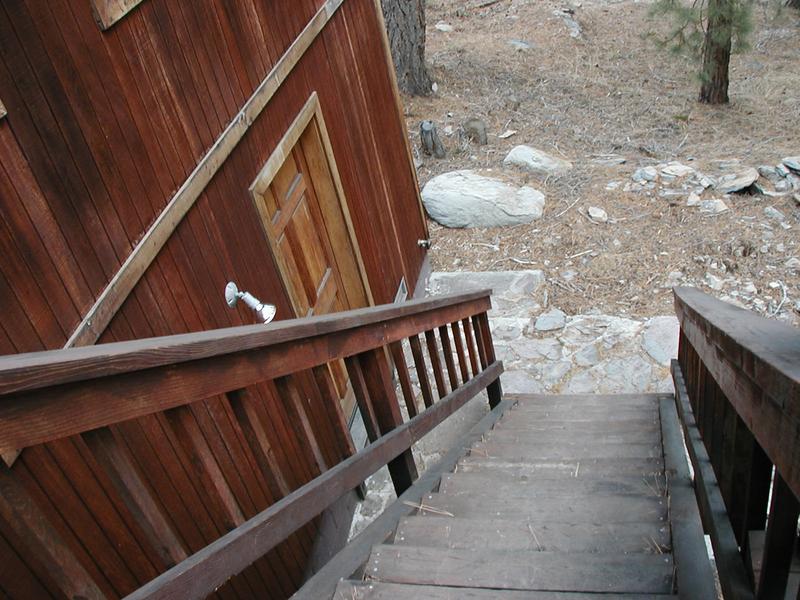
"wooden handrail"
673,287,800,498
0,290,492,453
673,287,800,600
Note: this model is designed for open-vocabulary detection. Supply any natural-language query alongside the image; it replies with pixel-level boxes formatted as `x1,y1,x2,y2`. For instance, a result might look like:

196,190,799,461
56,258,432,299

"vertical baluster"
357,349,418,495
462,317,480,375
438,325,460,390
450,321,471,382
475,312,502,409
471,315,489,370
344,356,380,443
273,376,328,473
424,330,448,398
757,473,799,599
719,400,738,516
389,341,418,418
408,334,434,409
729,423,771,552
310,365,358,461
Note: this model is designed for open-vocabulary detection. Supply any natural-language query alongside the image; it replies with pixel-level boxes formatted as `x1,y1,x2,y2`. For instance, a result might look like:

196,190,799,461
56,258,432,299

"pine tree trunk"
788,0,800,9
381,0,432,96
698,0,732,104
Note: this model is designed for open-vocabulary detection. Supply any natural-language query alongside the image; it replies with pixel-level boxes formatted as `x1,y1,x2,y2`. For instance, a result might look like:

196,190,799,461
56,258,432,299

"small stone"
775,179,793,193
504,145,573,176
660,162,695,177
632,166,658,183
777,164,791,177
764,206,786,222
534,309,567,331
699,198,729,214
758,165,785,184
508,39,532,50
606,181,622,191
686,192,701,206
705,273,724,291
592,154,627,166
434,21,454,32
782,156,800,172
587,206,608,222
463,118,488,145
699,175,716,189
716,168,759,194
741,282,757,295
786,257,800,270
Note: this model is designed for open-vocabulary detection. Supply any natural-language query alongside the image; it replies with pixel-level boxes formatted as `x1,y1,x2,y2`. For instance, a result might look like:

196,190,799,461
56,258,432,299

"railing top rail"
0,289,492,396
673,286,800,401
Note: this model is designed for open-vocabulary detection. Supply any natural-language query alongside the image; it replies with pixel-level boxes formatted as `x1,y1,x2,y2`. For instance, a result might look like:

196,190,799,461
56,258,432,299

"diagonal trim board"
65,0,346,350
0,0,346,468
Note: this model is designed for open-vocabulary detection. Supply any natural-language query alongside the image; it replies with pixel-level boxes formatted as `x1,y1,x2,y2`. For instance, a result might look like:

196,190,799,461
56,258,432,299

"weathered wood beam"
0,293,491,453
123,361,503,600
66,0,346,349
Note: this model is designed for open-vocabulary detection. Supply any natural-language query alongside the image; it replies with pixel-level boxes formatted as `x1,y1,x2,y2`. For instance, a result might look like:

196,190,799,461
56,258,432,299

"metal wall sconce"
225,282,277,324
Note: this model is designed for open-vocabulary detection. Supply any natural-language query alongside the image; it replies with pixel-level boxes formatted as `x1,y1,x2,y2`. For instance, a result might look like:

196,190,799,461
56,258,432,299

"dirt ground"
402,0,800,322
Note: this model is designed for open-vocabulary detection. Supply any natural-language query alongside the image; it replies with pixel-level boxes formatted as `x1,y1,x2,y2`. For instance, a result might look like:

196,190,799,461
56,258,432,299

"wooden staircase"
334,393,681,598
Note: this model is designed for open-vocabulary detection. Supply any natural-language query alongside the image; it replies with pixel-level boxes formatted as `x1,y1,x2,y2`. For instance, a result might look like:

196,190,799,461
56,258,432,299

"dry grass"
403,0,800,320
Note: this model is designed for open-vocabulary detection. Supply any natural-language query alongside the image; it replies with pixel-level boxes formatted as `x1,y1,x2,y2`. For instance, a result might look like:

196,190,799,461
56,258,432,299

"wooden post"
357,349,418,495
757,473,799,599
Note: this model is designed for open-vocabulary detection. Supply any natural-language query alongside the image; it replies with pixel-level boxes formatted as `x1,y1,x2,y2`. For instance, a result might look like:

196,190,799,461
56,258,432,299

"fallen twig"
402,500,455,517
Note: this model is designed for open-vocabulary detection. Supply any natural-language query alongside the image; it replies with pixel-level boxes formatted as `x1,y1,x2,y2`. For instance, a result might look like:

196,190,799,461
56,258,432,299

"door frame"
249,92,374,317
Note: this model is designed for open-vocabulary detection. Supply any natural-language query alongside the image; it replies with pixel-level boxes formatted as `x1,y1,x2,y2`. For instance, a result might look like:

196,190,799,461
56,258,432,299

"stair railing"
0,289,503,600
672,287,800,600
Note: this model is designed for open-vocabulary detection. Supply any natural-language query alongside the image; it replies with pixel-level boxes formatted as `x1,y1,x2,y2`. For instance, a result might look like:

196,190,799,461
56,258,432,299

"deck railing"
672,287,800,600
0,289,502,599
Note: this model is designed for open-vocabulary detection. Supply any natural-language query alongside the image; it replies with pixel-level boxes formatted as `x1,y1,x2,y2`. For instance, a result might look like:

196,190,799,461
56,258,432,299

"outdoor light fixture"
225,282,277,324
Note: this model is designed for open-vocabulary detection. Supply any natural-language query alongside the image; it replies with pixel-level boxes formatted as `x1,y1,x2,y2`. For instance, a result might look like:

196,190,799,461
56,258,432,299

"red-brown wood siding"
0,0,426,597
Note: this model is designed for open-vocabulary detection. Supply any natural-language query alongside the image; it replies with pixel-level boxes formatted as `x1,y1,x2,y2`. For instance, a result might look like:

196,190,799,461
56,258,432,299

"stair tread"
417,491,667,522
456,456,664,478
471,440,664,460
394,515,670,553
366,545,675,594
440,471,667,498
335,580,677,599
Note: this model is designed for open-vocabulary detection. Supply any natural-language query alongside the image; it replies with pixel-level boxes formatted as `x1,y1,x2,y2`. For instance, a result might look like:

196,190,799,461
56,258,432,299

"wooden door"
251,94,371,408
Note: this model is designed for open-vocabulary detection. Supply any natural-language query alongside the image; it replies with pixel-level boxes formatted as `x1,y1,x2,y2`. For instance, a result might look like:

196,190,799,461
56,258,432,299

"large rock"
783,157,800,172
715,168,759,194
421,170,545,228
503,145,573,176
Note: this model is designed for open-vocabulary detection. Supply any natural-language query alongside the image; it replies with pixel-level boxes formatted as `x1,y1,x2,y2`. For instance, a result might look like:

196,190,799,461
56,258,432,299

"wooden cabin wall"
0,0,427,598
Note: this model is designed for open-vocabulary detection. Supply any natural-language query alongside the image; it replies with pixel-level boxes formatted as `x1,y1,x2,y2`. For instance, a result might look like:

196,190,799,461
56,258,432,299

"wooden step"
417,492,667,522
335,579,677,599
456,456,664,478
366,545,675,594
509,393,662,409
394,516,671,553
507,403,658,418
440,472,667,498
491,418,660,434
471,440,663,461
486,426,659,444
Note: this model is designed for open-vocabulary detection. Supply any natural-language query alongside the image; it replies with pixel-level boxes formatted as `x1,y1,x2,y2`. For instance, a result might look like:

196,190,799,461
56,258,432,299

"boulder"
503,145,573,176
421,170,545,227
715,168,759,194
660,162,695,178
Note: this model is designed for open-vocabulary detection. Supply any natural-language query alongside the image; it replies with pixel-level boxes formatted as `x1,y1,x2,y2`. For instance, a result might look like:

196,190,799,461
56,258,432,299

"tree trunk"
698,0,732,104
788,0,800,9
381,0,432,96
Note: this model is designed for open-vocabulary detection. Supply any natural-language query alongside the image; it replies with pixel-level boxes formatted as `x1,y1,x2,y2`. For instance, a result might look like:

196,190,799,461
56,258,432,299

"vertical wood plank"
476,313,502,409
450,321,471,382
438,325,460,390
344,356,380,442
389,341,418,419
424,329,447,399
408,334,434,409
462,317,480,376
273,376,328,474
